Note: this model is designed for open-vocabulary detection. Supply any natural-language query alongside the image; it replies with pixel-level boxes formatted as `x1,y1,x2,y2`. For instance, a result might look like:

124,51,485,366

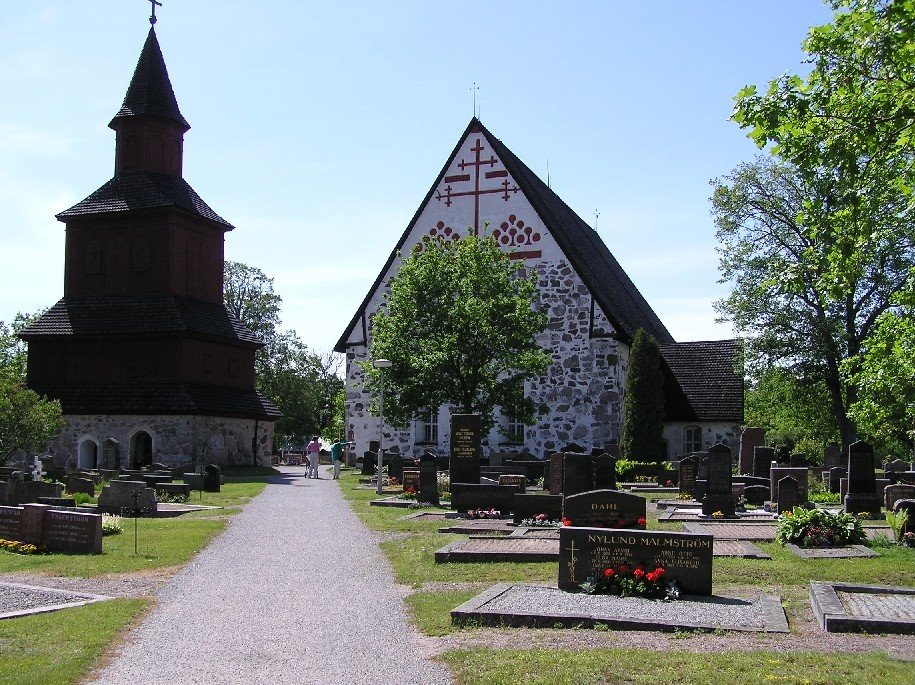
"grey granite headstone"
884,484,915,512
770,466,808,504
97,480,156,515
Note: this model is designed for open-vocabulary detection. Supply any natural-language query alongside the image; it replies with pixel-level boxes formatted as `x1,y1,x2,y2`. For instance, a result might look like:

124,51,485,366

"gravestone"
738,427,766,475
402,469,420,492
450,483,519,513
66,477,96,497
512,494,563,525
678,456,699,499
744,484,769,505
498,474,526,492
829,467,846,495
558,527,713,595
97,480,156,515
548,454,564,495
183,473,204,490
845,440,882,515
0,506,22,539
203,464,221,493
770,466,808,504
418,454,439,505
777,476,799,514
19,503,50,545
154,482,192,499
753,446,775,479
489,452,504,468
101,438,120,470
361,451,376,475
884,484,915,512
42,510,103,554
562,490,646,529
884,459,910,473
789,454,809,468
561,443,586,454
823,443,842,468
894,499,915,537
562,453,594,497
701,444,735,517
388,453,404,483
450,414,482,485
5,479,64,506
592,453,617,490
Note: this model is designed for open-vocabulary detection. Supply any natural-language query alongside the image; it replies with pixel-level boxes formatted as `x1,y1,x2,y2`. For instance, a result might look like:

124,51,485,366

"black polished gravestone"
498,474,526,492
361,451,376,475
418,454,439,505
829,467,846,495
678,456,699,499
744,484,769,505
592,453,617,490
558,527,713,595
701,444,735,517
203,464,221,493
753,446,775,479
450,414,482,485
548,454,564,495
562,453,594,497
512,493,564,525
450,483,520,513
823,443,842,468
388,453,404,483
845,440,882,515
562,490,647,529
777,476,799,514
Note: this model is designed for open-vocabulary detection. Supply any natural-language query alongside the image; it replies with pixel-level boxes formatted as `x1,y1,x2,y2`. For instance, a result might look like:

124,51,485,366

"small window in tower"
684,425,702,453
415,409,438,444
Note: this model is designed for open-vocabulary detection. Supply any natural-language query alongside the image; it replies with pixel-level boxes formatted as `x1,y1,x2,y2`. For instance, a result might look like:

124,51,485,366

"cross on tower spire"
149,0,162,25
470,82,479,118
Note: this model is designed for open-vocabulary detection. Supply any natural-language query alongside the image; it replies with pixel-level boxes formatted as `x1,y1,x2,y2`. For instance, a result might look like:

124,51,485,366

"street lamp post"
373,359,392,495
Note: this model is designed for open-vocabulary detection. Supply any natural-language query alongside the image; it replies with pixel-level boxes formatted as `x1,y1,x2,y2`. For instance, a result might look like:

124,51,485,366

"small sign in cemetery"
450,414,482,485
558,526,713,595
562,489,646,529
0,504,102,554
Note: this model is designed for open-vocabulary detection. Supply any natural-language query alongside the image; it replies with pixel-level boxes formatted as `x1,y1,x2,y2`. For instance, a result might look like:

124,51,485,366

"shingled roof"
56,171,233,228
658,340,745,422
110,27,189,131
27,381,281,420
19,295,262,347
334,118,672,352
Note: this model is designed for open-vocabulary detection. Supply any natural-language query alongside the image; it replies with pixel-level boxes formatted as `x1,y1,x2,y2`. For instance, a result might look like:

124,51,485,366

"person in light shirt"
305,436,321,479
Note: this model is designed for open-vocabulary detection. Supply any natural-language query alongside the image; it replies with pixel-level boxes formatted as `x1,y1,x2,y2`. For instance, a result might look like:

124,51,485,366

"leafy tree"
712,156,914,448
844,291,915,456
364,234,551,435
1,315,63,465
620,329,665,462
223,261,343,447
744,367,839,461
728,0,915,447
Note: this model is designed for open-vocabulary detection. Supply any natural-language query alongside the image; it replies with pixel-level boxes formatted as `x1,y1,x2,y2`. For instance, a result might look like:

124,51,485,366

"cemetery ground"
339,470,915,684
0,467,274,685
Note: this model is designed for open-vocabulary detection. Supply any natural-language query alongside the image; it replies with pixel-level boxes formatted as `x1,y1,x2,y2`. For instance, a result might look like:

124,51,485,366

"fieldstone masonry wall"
51,414,273,468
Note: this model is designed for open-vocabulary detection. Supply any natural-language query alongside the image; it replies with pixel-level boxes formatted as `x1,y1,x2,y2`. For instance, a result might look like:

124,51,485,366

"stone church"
20,26,280,469
335,118,743,459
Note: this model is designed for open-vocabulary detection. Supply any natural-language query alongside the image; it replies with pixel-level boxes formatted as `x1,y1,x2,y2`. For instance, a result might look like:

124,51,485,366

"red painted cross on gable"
435,137,520,233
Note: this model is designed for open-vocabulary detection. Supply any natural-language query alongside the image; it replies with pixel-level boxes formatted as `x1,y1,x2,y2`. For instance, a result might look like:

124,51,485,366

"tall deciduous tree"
1,314,63,465
364,234,551,435
620,328,665,462
223,262,343,446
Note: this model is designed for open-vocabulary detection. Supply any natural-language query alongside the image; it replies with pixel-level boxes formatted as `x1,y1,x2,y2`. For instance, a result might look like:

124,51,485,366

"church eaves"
109,26,190,131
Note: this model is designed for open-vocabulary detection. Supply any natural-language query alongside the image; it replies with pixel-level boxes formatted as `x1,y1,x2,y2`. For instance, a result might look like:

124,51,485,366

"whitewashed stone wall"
663,421,740,458
50,414,274,468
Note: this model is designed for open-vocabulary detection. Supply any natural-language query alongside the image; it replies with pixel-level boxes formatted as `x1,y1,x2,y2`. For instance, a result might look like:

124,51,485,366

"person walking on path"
306,436,321,478
329,439,352,479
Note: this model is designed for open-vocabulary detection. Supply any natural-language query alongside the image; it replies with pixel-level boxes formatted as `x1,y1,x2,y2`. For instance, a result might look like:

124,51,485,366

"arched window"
684,425,702,454
78,440,98,469
131,431,153,468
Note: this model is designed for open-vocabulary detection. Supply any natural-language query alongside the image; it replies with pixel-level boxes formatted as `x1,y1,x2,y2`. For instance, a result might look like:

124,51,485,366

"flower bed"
581,563,679,600
0,538,45,555
521,513,561,527
466,508,501,519
775,507,866,547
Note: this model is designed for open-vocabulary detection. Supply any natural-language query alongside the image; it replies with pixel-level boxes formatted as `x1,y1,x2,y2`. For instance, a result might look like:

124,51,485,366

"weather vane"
470,82,479,118
149,0,162,25
594,210,600,229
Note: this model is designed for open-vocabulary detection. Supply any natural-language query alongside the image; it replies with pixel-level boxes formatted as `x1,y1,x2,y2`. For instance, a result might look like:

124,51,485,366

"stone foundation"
50,414,274,469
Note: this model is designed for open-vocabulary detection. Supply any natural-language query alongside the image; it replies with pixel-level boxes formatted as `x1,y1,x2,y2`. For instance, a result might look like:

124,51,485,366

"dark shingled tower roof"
110,26,190,131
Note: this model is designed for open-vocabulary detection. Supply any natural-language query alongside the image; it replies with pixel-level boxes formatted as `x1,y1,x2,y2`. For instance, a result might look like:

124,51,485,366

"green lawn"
0,599,149,685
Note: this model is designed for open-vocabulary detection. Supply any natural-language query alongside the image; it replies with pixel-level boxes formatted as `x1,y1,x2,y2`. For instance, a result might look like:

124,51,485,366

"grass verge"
405,589,480,636
440,648,915,685
0,598,148,685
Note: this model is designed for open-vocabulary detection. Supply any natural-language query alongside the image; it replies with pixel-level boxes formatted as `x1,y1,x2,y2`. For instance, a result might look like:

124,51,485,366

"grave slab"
681,522,778,541
437,520,515,535
0,580,110,620
435,536,559,563
713,540,771,559
785,544,879,559
811,582,915,634
451,583,788,633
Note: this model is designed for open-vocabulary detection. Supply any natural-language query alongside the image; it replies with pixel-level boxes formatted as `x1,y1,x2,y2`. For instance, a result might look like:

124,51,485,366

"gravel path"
85,466,452,685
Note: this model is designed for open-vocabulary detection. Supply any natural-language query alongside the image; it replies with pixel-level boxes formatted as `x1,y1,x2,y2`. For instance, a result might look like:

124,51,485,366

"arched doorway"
131,431,152,468
77,440,98,469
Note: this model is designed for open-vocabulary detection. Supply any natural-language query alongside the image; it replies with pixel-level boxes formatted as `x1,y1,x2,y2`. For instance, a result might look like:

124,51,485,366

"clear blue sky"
0,1,834,353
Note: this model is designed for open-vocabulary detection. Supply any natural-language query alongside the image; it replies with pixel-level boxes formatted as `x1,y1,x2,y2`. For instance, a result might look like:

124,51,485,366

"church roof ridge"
109,26,190,131
334,117,673,352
